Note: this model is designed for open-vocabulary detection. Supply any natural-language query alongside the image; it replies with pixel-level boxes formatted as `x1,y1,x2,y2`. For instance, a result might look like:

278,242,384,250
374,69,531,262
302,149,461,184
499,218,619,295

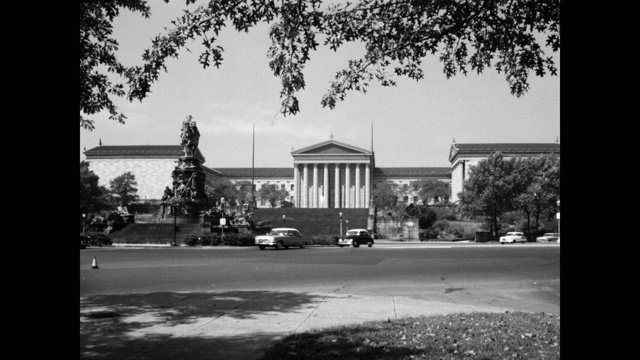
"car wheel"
339,245,344,248
275,242,283,250
284,246,289,249
258,245,265,250
353,241,360,248
299,243,305,249
368,241,373,247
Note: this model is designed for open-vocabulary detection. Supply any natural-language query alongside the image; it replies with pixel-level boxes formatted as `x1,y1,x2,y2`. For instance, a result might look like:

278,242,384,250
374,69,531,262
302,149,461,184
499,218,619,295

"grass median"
259,311,559,360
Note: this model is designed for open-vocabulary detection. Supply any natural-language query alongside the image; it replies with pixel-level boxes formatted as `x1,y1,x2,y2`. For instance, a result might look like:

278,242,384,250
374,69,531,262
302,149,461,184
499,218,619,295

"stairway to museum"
108,223,209,244
250,208,369,236
107,208,370,244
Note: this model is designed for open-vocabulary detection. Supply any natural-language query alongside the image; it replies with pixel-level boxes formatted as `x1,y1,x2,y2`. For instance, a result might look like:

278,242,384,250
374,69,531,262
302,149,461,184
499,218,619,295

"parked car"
337,229,374,248
499,232,526,244
536,233,559,242
80,235,91,249
255,228,310,250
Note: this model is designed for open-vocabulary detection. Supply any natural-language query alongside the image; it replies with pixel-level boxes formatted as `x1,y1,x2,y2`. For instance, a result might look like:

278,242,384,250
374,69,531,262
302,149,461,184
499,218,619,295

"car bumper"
337,239,353,246
256,239,276,246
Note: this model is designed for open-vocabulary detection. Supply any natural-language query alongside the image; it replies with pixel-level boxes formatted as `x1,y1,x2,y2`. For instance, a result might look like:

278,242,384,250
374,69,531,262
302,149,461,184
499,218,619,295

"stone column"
313,163,318,208
303,163,308,208
293,164,299,207
365,163,370,208
323,163,329,208
334,164,340,208
355,163,361,208
345,164,351,208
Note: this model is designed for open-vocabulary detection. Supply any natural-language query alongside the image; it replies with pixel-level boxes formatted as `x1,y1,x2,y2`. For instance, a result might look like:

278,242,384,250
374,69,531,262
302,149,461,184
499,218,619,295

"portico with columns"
291,140,373,209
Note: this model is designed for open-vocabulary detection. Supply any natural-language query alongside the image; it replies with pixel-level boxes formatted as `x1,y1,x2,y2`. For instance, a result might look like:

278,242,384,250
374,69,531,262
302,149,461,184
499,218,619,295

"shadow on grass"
80,290,324,360
259,324,426,360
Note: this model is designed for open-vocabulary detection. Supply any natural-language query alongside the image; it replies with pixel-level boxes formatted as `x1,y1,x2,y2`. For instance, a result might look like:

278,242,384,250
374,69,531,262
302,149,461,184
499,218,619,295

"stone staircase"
250,208,369,236
108,223,211,244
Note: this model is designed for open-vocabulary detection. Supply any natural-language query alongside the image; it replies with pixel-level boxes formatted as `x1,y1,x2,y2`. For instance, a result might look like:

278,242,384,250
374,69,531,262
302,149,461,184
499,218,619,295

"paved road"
80,244,559,359
81,244,559,313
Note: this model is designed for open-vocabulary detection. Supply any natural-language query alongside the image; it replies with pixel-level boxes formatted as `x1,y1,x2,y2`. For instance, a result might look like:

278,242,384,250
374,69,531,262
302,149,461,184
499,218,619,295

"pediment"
292,140,372,156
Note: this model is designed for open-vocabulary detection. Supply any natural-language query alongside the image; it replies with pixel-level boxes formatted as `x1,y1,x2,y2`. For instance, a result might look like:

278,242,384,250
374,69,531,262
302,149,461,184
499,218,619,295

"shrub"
310,235,338,246
85,231,113,246
432,219,450,232
448,224,465,237
183,235,200,246
424,229,439,239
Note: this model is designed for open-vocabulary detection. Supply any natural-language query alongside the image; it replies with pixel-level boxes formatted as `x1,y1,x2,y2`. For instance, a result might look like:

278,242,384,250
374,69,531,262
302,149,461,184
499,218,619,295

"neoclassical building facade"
83,139,558,208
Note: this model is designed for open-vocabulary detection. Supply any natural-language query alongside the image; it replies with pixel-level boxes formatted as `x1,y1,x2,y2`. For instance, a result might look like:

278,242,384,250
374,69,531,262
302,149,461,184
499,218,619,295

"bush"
182,233,254,246
310,235,339,246
424,229,439,239
84,232,113,246
448,224,465,237
432,219,450,232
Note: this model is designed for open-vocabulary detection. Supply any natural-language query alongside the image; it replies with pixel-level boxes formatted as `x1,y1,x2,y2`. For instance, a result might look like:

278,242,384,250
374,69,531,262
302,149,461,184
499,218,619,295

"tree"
205,178,240,206
412,179,451,204
80,0,150,130
258,183,289,208
457,152,517,239
81,0,560,130
80,161,111,213
371,181,398,208
109,172,139,205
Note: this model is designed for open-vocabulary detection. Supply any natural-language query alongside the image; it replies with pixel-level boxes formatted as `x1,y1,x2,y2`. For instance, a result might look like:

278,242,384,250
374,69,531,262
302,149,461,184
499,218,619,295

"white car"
255,228,310,250
499,232,527,244
536,233,559,242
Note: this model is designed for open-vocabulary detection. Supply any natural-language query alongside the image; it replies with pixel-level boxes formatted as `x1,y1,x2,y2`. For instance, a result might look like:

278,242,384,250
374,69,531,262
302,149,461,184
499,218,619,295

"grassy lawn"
259,311,559,360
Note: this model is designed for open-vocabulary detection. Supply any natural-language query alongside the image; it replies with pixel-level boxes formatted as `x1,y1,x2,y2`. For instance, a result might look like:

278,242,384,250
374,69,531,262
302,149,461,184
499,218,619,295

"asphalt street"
80,243,560,359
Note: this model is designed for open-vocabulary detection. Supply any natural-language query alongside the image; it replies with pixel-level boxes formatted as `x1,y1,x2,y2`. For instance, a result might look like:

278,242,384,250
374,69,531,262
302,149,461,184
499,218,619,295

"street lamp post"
557,200,560,240
346,219,349,232
339,212,343,235
283,214,286,226
82,214,86,235
220,197,225,216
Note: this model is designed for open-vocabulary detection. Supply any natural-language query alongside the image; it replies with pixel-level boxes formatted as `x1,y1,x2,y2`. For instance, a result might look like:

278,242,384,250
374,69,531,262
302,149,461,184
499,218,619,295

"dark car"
80,235,91,249
337,229,374,248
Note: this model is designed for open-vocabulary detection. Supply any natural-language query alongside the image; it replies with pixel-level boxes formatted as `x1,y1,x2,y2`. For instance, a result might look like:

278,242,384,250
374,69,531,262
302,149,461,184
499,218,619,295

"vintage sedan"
337,229,374,248
536,233,559,242
255,228,310,250
499,232,527,244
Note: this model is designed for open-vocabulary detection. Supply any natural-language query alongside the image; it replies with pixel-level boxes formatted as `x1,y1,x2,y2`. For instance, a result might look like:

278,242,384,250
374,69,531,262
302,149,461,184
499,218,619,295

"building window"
403,195,408,203
291,184,294,191
413,196,418,204
281,184,286,189
403,184,408,191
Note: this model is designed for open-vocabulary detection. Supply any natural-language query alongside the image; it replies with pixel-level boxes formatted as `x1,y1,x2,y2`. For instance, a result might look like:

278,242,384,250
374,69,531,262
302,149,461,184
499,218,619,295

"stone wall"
375,214,419,241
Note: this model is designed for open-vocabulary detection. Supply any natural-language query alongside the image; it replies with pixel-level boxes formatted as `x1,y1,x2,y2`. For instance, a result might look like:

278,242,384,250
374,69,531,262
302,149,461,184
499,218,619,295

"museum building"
83,139,559,208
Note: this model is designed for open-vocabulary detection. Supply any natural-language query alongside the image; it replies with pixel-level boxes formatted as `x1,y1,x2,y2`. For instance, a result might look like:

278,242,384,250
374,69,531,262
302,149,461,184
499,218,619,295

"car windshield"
507,232,523,236
268,230,287,236
346,230,359,235
543,233,557,237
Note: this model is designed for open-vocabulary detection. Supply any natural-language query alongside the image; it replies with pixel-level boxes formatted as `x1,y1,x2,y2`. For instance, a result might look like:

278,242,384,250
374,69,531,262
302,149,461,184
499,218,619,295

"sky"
79,1,560,169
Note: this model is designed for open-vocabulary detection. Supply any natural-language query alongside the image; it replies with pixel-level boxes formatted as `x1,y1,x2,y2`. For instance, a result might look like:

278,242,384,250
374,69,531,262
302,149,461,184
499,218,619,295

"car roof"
348,229,368,232
271,228,300,231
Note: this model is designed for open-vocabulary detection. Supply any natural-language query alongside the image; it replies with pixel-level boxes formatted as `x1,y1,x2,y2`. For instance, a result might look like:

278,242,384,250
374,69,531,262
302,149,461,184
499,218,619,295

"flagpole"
252,122,255,210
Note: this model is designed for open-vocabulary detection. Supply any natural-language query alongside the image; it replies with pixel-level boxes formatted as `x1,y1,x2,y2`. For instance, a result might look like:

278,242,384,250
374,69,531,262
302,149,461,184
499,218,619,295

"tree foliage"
371,181,398,208
79,0,150,130
125,0,559,117
257,183,289,208
458,152,560,240
457,152,517,238
80,161,111,213
109,172,140,205
411,178,451,204
205,178,240,206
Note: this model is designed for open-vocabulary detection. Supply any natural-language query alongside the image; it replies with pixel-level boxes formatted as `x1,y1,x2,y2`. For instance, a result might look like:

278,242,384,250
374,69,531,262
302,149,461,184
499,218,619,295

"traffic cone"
91,256,99,269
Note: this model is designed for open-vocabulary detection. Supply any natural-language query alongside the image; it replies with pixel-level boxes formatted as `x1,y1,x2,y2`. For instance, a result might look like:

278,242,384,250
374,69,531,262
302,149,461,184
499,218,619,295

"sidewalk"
80,290,518,360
